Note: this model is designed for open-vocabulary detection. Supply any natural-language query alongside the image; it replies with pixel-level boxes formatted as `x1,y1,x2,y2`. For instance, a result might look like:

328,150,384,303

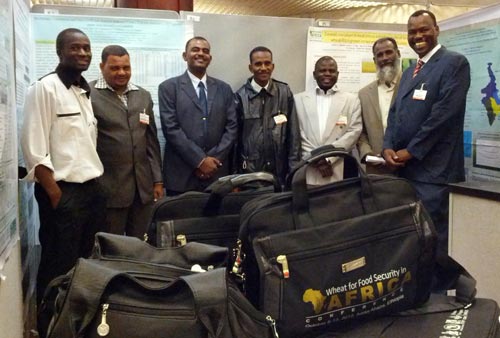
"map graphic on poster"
481,63,500,126
440,17,500,180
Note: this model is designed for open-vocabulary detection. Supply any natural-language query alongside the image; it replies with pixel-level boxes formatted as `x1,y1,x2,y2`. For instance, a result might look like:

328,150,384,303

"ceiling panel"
30,0,499,16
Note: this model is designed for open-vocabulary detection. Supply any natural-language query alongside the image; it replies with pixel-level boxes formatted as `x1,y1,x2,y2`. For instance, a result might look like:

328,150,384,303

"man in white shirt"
294,56,362,185
358,37,401,174
21,28,106,308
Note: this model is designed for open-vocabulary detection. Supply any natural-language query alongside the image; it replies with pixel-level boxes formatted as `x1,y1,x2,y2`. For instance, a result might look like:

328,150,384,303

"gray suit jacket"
294,88,362,185
90,81,163,208
357,76,400,175
158,71,237,192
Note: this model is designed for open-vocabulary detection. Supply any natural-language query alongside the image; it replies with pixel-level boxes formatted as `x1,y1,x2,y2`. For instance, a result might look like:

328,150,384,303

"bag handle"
66,259,123,337
65,259,228,338
92,232,228,268
287,145,377,228
181,268,228,338
203,172,281,216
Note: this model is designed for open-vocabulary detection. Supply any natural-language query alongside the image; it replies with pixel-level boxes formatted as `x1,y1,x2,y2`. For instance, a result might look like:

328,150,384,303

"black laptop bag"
147,172,280,249
233,146,474,338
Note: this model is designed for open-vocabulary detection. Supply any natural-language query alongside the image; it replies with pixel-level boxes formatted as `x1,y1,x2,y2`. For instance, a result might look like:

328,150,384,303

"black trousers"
35,179,106,305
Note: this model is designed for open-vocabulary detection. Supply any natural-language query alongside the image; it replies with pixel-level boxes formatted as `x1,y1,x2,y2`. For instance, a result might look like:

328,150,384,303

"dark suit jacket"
158,71,237,192
90,81,163,208
383,47,471,184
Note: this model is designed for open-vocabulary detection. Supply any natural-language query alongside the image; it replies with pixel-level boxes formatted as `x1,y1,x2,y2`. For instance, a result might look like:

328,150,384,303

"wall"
0,243,24,338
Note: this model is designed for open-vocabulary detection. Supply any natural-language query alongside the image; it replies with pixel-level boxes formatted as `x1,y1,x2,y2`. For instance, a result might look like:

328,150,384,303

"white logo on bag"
439,308,469,338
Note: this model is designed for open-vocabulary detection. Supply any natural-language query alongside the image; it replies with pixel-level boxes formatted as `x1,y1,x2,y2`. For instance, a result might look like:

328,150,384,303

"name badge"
274,114,287,125
336,115,348,125
139,110,150,125
413,83,427,101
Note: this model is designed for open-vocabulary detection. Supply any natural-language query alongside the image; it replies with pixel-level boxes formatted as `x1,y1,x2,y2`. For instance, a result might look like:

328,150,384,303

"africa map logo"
481,62,500,126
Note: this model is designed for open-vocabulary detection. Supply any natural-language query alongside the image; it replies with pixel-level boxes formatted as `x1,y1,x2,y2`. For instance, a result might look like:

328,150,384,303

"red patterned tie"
413,59,424,78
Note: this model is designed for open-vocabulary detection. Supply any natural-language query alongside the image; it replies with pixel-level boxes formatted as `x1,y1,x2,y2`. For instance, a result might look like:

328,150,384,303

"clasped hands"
196,156,222,180
382,148,413,168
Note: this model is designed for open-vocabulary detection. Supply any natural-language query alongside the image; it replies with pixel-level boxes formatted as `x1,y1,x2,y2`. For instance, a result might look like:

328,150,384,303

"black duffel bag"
233,145,474,338
43,233,279,338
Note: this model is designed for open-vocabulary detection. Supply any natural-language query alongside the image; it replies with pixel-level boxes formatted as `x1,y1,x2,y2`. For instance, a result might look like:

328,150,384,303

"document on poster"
305,27,417,93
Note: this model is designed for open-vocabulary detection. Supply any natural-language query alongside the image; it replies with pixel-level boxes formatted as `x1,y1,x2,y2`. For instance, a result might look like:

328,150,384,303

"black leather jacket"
235,78,301,185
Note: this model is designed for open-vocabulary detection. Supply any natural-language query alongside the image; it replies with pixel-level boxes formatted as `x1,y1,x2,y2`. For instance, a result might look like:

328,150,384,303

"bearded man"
357,37,401,174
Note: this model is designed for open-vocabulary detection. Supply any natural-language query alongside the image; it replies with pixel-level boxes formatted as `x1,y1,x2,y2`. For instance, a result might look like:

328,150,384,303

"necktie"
413,59,424,78
198,82,208,136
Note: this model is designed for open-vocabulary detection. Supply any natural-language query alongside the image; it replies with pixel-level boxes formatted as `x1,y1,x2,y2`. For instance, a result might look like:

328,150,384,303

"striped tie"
413,59,424,78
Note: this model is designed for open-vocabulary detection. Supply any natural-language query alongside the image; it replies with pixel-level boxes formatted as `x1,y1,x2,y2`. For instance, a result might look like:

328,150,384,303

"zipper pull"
266,315,280,338
97,303,110,337
242,159,247,170
176,234,187,246
232,239,244,275
276,255,290,279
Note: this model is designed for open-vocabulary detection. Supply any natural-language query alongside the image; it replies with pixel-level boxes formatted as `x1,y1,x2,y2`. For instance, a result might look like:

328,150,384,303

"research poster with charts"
0,0,19,271
440,16,500,181
31,13,193,153
305,27,418,93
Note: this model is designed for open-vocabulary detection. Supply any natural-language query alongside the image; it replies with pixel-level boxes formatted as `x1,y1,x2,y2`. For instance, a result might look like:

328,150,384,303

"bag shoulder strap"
181,268,228,338
55,259,122,338
399,253,477,316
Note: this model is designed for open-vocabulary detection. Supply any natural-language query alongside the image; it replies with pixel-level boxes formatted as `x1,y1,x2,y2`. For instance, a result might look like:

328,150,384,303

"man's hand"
198,156,222,178
153,182,164,201
383,149,405,168
35,165,62,209
395,149,413,163
314,158,333,178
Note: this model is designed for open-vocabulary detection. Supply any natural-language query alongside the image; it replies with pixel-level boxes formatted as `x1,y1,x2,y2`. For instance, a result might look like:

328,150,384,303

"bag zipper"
266,315,280,338
96,302,195,336
272,224,415,279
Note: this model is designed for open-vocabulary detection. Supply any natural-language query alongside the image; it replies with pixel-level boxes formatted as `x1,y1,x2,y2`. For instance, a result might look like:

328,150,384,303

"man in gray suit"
91,45,163,238
294,56,362,186
158,36,237,194
358,37,401,175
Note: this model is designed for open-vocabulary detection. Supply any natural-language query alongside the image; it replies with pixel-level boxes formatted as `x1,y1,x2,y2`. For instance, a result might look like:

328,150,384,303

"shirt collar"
187,70,207,89
95,74,139,93
55,64,91,97
420,44,442,64
251,78,270,93
315,84,338,95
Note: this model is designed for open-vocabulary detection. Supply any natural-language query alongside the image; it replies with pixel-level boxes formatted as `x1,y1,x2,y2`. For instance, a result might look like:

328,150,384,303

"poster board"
30,5,193,157
305,21,417,93
0,0,19,272
180,11,314,93
440,4,500,181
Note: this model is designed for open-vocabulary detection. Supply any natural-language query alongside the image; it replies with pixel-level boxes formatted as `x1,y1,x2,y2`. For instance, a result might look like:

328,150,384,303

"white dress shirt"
21,72,103,183
187,70,207,98
316,86,336,140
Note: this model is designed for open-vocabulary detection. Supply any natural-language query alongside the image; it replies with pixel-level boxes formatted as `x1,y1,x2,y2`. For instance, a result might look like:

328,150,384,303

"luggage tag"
139,109,150,125
273,112,287,125
336,115,347,126
413,83,427,101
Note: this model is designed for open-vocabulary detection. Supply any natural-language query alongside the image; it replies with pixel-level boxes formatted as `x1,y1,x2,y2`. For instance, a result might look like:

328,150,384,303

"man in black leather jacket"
235,46,301,185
